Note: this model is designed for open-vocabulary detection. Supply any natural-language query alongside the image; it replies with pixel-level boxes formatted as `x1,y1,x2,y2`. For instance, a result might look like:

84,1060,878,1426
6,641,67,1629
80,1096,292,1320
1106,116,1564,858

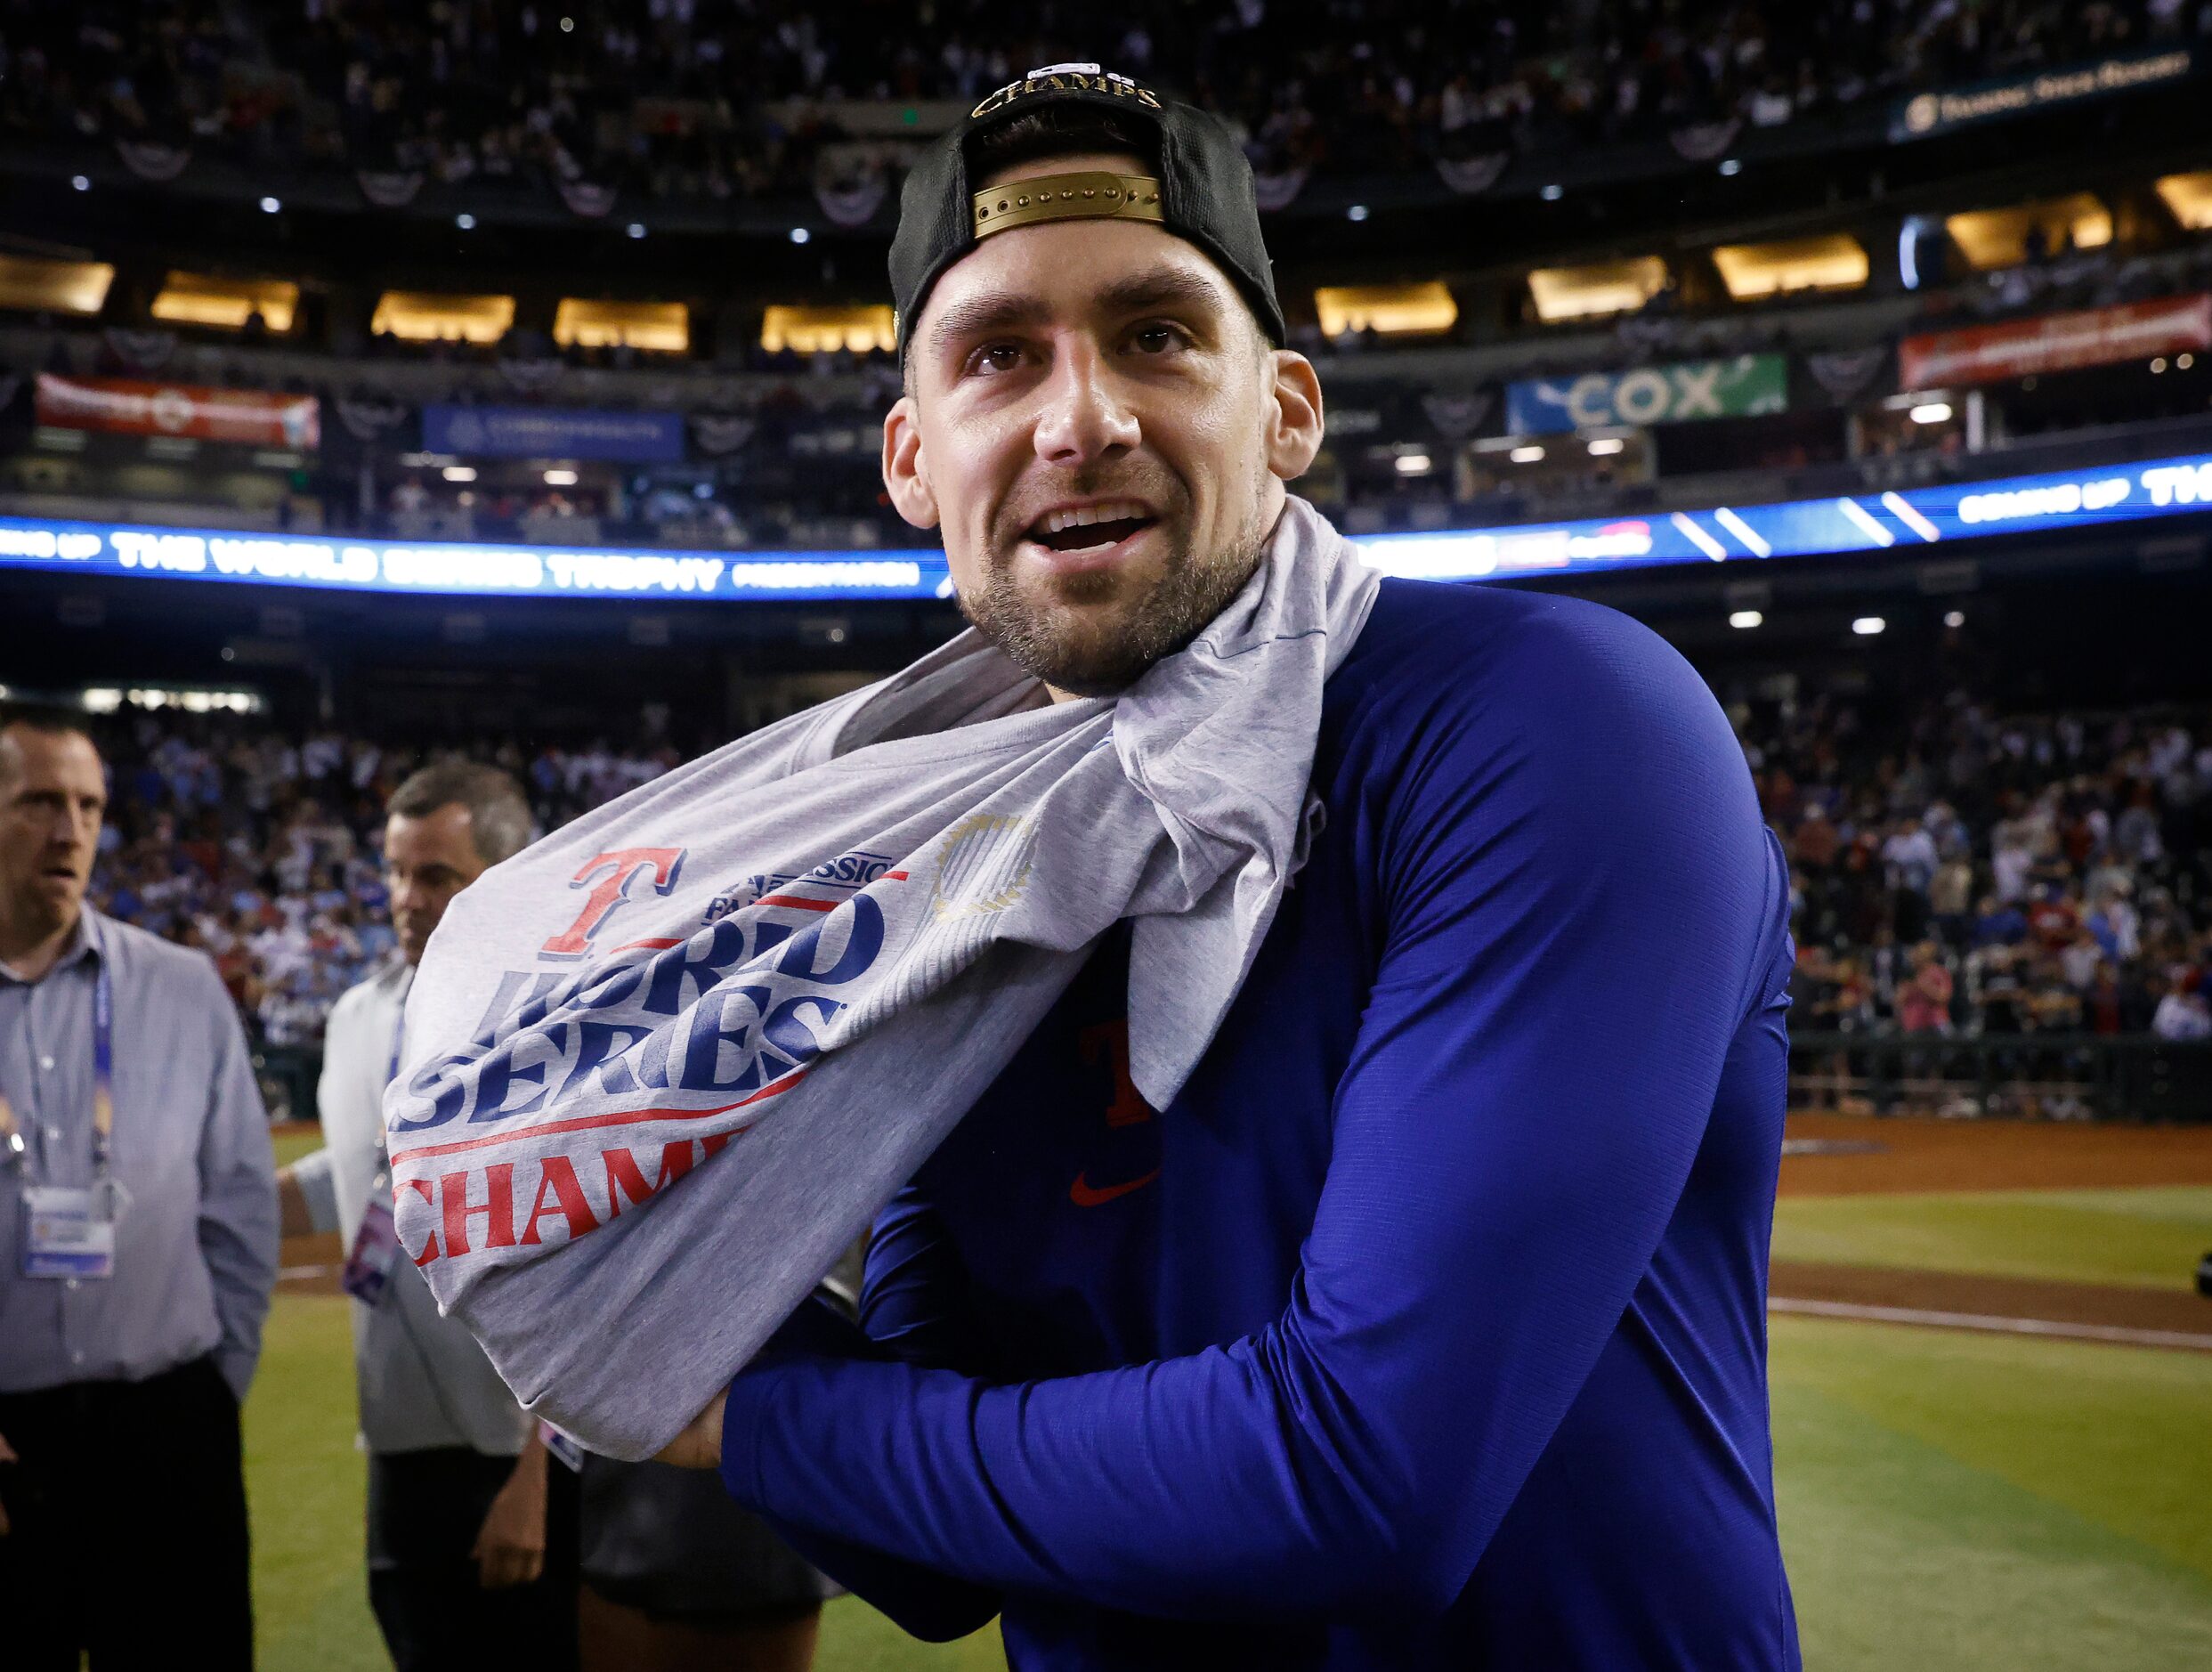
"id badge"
341,1194,402,1304
539,1419,587,1473
21,1185,116,1279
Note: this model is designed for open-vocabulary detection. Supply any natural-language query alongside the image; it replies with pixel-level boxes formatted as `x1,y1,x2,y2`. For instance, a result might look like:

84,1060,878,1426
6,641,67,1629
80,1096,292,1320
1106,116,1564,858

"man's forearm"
508,1428,548,1495
275,1168,318,1238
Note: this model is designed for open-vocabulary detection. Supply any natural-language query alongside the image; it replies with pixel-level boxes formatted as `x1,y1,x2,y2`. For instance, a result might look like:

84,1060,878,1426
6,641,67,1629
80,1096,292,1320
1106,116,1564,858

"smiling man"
658,67,1800,1670
889,191,1303,700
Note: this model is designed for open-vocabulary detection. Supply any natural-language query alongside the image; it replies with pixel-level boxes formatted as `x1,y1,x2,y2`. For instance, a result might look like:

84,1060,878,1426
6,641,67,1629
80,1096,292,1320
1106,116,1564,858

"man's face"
0,726,105,941
385,802,490,965
886,152,1322,695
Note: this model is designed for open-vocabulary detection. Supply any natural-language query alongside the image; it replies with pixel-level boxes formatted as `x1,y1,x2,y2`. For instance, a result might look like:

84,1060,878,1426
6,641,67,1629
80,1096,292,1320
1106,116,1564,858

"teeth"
1038,500,1149,536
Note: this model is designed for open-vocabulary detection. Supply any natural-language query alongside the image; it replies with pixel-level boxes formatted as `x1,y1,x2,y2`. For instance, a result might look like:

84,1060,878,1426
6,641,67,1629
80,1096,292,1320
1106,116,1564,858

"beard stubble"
960,470,1273,696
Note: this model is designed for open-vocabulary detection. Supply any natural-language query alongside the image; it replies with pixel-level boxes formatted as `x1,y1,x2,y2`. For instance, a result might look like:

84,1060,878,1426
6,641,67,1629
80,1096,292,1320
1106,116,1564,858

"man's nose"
1033,338,1140,466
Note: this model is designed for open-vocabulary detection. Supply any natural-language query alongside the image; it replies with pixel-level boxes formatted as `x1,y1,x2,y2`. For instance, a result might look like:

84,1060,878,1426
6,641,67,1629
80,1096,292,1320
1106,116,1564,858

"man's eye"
1130,324,1186,354
970,343,1024,376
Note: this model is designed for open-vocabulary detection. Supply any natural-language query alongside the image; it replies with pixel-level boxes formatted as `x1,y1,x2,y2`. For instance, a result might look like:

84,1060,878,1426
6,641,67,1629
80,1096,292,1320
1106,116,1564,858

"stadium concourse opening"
4,2,2212,1668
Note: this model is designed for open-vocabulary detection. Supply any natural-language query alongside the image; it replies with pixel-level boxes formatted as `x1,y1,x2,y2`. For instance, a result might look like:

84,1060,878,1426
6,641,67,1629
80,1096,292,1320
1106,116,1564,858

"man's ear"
882,394,940,530
1262,350,1325,483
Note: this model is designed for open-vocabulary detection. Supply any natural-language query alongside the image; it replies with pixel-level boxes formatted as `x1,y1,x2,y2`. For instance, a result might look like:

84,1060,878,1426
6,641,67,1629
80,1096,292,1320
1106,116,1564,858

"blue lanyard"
90,959,114,1173
371,998,407,1185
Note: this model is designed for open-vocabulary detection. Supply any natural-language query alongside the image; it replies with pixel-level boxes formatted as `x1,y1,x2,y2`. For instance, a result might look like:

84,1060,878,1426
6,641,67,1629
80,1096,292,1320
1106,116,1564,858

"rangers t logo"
539,847,686,959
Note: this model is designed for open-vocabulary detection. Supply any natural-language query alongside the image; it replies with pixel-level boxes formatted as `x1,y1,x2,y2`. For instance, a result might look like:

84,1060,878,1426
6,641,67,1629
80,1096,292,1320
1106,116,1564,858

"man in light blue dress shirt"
0,704,280,1669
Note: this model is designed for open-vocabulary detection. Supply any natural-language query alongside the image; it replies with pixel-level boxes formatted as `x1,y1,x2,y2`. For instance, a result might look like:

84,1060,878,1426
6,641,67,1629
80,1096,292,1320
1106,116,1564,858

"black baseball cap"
888,64,1286,358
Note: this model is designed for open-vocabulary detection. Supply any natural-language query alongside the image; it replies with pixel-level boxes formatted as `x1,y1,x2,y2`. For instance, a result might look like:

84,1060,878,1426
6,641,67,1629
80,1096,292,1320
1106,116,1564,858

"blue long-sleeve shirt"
717,576,1802,1669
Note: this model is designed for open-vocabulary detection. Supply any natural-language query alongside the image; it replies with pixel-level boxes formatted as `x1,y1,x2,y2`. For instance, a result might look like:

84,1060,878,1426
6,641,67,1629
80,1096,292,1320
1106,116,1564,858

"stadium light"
1314,282,1456,338
1851,616,1886,636
1718,158,1742,176
70,175,89,192
1729,610,1762,629
1909,402,1953,425
456,213,476,230
790,226,811,244
1527,257,1666,321
2,256,116,317
543,468,579,486
1540,183,1563,201
2151,357,2169,374
2183,353,2197,370
1587,436,1625,456
627,223,647,239
1509,444,1546,464
560,15,574,30
555,298,688,353
1944,610,1965,628
1711,234,1868,299
259,196,280,214
1346,204,1370,223
374,290,515,344
442,466,477,483
1395,453,1432,475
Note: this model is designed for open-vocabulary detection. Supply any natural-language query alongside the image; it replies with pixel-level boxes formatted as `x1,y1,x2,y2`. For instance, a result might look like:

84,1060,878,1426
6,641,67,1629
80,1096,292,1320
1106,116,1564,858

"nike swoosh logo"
1068,1167,1160,1208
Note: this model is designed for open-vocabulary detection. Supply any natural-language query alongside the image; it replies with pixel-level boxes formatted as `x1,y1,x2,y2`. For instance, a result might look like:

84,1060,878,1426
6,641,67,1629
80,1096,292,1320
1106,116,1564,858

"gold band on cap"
972,171,1164,239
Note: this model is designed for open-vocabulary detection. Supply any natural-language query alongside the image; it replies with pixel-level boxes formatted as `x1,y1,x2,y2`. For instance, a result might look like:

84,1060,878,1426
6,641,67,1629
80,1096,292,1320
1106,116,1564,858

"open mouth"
1022,499,1159,557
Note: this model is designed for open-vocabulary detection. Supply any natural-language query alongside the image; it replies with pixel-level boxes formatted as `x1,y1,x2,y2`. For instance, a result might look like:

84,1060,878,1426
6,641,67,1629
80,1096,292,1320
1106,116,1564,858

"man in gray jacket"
278,760,576,1672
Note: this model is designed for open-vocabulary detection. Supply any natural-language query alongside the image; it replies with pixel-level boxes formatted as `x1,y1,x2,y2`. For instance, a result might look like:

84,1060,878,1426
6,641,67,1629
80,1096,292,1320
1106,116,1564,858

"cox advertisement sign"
1505,355,1787,435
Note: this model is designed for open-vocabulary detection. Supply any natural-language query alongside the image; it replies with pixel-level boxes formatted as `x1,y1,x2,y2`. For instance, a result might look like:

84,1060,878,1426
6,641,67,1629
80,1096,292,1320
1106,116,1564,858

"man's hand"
470,1439,547,1589
0,1429,16,1536
655,1389,727,1470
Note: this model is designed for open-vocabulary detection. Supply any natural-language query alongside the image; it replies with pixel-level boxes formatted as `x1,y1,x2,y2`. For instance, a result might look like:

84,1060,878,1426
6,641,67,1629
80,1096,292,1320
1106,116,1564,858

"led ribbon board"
2,452,2210,601
1356,452,2212,580
0,524,955,601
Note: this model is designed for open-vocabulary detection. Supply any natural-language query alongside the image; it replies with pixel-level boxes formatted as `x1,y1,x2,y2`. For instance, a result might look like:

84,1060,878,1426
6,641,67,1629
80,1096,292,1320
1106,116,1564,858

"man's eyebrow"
1092,267,1230,321
926,289,1053,359
925,265,1234,361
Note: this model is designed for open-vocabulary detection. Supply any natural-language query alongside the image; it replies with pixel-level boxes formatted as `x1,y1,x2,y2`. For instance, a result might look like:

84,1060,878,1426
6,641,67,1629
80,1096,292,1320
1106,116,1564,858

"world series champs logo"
387,824,1034,1270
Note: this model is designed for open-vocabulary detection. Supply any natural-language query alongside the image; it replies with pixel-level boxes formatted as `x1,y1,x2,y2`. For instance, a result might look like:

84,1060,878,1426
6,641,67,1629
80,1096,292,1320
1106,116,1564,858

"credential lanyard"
0,957,114,1179
373,1006,405,1183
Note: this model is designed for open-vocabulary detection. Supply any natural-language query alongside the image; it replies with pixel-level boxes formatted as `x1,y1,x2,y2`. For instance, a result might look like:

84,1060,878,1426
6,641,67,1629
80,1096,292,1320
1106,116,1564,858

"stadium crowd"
69,675,2212,1058
3,0,2206,202
1747,687,2212,1043
85,714,681,1047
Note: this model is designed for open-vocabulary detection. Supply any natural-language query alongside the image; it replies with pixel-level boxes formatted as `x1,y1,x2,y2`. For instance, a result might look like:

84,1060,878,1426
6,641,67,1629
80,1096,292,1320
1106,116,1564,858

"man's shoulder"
328,959,406,1027
1333,576,1715,742
90,910,224,995
1325,577,1762,885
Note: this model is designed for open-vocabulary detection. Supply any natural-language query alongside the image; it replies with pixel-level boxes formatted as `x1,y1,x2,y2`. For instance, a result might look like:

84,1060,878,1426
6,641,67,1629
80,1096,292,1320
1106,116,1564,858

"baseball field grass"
1771,1185,2212,1291
248,1124,2212,1668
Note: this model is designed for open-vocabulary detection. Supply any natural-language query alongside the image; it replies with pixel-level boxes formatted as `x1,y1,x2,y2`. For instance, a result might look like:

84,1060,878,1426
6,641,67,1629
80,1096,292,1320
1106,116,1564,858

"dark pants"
0,1354,252,1671
368,1446,579,1672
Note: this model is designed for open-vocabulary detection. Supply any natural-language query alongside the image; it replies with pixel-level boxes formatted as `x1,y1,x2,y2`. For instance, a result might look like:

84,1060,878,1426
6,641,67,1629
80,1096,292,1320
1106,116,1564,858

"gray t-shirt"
392,496,1379,1458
